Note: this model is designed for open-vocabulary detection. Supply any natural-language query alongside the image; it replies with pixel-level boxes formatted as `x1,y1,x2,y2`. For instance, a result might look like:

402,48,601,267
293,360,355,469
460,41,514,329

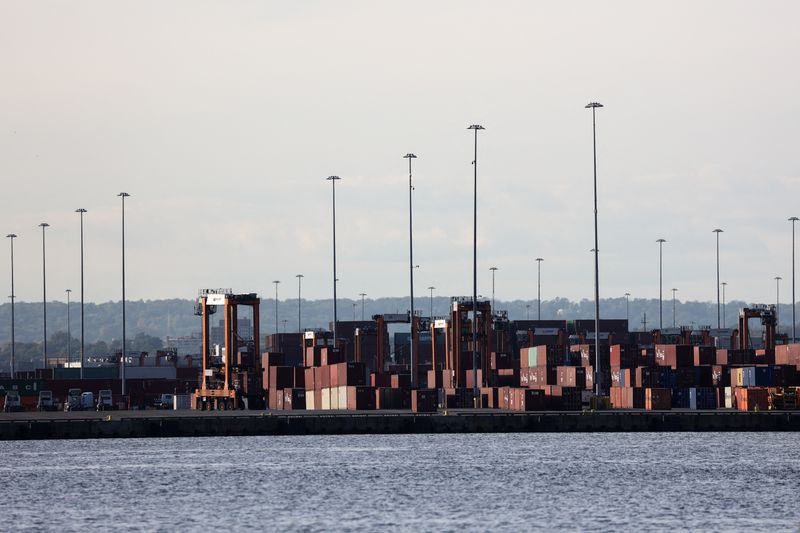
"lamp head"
585,102,604,108
6,233,16,239
713,228,723,233
118,192,130,198
790,217,799,222
76,208,87,213
403,153,417,159
467,124,485,130
656,238,666,244
326,175,341,181
39,222,49,228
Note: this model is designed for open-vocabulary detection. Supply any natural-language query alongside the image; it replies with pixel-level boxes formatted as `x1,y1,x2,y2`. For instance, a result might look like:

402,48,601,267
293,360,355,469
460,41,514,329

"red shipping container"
585,366,595,391
654,345,694,368
735,387,769,411
464,369,484,389
332,362,366,387
275,388,285,410
346,386,376,410
269,367,295,390
283,388,306,410
610,344,638,368
694,346,716,366
411,389,437,413
318,365,331,389
321,347,346,366
391,373,411,389
557,366,586,388
775,344,800,367
304,367,316,391
645,388,672,410
480,387,498,408
262,352,286,368
497,387,511,410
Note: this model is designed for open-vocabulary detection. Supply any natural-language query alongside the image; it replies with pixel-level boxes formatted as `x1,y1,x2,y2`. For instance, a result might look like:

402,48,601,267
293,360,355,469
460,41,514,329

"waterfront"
2,433,797,531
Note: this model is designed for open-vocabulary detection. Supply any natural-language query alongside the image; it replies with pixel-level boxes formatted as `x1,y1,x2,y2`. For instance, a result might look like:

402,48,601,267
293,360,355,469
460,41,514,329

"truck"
37,390,55,411
3,391,22,412
80,391,95,410
64,388,82,411
153,393,174,410
96,390,114,411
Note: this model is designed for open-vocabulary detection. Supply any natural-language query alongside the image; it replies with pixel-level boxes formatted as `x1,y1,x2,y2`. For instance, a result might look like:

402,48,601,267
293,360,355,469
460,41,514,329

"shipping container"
411,389,437,413
645,388,672,410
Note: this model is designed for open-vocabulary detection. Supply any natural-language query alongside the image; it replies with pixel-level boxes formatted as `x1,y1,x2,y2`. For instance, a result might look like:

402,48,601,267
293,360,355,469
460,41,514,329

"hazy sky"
1,1,798,307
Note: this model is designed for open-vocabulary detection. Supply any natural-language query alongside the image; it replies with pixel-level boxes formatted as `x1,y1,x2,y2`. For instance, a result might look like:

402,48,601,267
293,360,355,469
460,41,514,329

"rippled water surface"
2,433,798,531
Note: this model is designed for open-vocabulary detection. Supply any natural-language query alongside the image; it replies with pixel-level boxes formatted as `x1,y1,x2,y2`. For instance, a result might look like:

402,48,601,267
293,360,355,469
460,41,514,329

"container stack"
607,343,800,411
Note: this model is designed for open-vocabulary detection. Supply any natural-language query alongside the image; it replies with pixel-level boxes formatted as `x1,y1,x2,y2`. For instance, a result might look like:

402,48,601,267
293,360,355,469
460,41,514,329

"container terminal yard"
2,289,800,439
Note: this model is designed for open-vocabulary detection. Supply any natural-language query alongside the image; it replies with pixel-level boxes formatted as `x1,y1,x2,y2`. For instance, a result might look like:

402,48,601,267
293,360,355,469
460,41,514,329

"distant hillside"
0,295,787,345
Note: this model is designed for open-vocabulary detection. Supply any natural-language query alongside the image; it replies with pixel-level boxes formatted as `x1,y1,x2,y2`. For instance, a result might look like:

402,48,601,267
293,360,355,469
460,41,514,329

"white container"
724,387,733,409
306,390,316,410
338,386,347,410
321,388,331,410
330,387,339,409
173,394,191,410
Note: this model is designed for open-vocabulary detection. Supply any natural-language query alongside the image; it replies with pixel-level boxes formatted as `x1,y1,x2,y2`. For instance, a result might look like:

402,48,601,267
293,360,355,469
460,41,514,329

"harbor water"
2,432,798,531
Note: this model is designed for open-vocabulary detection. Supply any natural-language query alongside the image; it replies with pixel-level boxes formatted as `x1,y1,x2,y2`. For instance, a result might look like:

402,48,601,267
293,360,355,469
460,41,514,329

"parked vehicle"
64,388,82,411
80,392,95,410
3,391,22,413
37,390,56,411
153,393,174,410
96,390,114,411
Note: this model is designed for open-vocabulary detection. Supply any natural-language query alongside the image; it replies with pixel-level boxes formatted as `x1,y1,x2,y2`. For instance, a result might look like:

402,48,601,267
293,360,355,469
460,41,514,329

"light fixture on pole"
585,101,603,396
713,228,723,329
721,282,727,328
535,258,543,320
66,289,72,366
526,304,531,320
118,192,130,397
359,293,367,321
404,152,418,387
352,302,357,321
427,286,435,319
326,176,341,347
624,292,631,326
39,222,50,370
273,280,280,337
775,276,782,333
468,124,485,406
6,233,17,376
489,267,498,311
656,239,666,329
76,208,87,379
671,288,678,328
296,274,304,333
790,217,798,342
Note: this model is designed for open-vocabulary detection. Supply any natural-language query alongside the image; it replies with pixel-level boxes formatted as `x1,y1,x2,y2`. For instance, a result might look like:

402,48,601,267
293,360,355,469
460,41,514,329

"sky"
0,1,798,307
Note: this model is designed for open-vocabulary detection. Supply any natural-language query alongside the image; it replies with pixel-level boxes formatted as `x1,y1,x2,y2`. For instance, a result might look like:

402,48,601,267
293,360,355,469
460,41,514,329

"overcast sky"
0,1,798,307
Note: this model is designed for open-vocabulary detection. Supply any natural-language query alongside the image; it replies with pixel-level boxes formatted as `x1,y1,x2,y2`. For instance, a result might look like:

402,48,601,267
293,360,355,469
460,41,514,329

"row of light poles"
5,195,130,394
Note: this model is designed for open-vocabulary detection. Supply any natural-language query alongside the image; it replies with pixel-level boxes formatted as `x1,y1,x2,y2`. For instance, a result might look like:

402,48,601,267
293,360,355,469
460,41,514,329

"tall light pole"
713,228,723,329
721,282,727,328
352,302,357,321
586,101,603,396
526,304,531,320
295,274,304,333
326,176,341,346
427,286,435,318
118,192,130,396
6,234,17,376
359,293,366,321
272,280,280,336
468,124,485,405
624,292,631,327
66,289,72,366
671,288,678,328
282,319,287,333
76,208,87,379
536,258,543,320
39,222,50,370
489,267,498,311
656,239,666,329
404,153,418,387
790,217,798,341
775,276,782,333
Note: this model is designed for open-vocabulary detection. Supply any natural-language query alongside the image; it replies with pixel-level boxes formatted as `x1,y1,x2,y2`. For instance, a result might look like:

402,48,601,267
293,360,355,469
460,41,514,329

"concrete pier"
1,410,799,440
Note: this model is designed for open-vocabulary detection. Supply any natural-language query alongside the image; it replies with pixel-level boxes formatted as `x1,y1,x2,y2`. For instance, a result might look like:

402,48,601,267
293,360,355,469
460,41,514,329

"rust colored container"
735,387,769,411
267,388,278,409
283,388,306,410
268,366,295,390
346,386,376,410
490,352,514,370
585,366,595,390
645,388,672,410
262,352,286,368
524,366,555,388
654,345,694,368
275,389,285,410
318,365,331,389
557,366,586,388
391,373,411,389
775,344,800,366
610,344,638,368
332,362,366,387
371,373,392,387
464,369,484,389
480,387,498,408
321,347,346,366
497,386,511,410
411,389,437,413
693,346,716,366
304,367,316,391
